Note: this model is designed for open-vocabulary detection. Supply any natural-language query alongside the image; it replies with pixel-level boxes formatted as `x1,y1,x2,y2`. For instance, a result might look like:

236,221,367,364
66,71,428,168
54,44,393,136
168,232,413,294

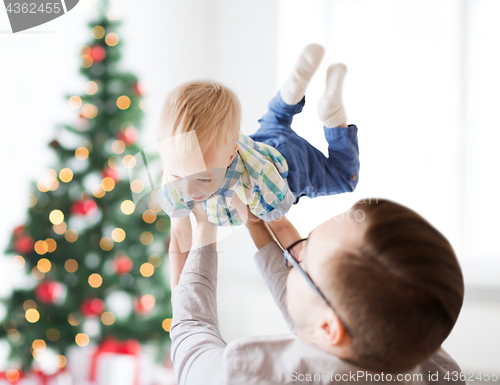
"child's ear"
227,144,238,166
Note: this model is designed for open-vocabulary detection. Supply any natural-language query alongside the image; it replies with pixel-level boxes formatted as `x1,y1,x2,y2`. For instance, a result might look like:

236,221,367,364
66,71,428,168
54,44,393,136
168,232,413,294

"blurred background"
1,0,499,377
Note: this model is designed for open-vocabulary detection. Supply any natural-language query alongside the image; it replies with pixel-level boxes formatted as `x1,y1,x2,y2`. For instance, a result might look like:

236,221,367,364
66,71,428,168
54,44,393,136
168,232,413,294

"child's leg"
256,44,325,134
315,63,359,194
280,43,325,105
318,63,348,128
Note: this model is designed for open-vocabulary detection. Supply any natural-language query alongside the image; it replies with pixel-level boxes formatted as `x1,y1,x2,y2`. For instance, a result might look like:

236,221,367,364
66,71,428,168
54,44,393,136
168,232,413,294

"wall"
1,0,498,374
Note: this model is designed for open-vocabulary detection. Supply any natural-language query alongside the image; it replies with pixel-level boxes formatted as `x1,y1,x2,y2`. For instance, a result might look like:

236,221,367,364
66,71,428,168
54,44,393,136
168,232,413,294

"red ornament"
90,45,106,62
131,82,144,96
114,255,133,275
165,237,171,250
13,225,25,237
116,126,138,146
14,235,34,254
102,167,120,182
35,280,63,305
71,199,98,216
80,298,105,317
134,295,155,316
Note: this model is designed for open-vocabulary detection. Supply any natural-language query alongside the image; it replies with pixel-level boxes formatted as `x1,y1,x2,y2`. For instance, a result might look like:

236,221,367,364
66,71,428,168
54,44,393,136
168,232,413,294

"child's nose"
184,180,198,196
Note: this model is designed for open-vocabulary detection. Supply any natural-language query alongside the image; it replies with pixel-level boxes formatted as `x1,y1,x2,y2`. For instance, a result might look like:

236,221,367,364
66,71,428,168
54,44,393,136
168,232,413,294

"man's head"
286,198,464,373
157,81,241,201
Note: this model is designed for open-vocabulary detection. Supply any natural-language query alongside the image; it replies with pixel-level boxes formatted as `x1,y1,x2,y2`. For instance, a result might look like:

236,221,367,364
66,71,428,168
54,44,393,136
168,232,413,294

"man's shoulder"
222,334,348,383
418,347,465,379
221,338,465,385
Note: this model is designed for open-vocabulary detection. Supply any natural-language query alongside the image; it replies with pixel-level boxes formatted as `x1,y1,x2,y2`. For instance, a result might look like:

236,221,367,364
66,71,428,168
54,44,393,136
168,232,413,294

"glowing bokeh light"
111,140,125,154
111,228,126,242
12,255,25,269
68,96,82,110
65,259,78,273
105,32,119,46
140,232,154,245
99,237,114,251
75,147,89,161
101,311,115,325
49,210,64,225
140,263,154,277
65,229,79,243
101,177,115,191
75,333,89,347
121,200,135,215
122,155,136,168
68,313,81,326
88,273,103,288
37,258,51,273
85,80,99,95
130,179,144,193
32,339,46,352
91,25,105,39
116,95,131,110
92,185,106,198
45,238,57,252
59,168,74,183
28,194,37,207
162,318,172,332
34,240,49,255
53,222,67,235
25,309,40,323
81,104,98,119
142,210,157,224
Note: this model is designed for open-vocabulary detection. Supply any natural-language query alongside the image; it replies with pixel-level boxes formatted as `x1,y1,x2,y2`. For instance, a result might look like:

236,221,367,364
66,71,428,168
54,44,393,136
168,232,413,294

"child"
156,44,360,295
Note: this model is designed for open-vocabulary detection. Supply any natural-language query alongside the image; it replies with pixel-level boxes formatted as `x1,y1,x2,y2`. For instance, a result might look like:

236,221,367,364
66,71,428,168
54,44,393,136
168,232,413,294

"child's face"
163,145,237,202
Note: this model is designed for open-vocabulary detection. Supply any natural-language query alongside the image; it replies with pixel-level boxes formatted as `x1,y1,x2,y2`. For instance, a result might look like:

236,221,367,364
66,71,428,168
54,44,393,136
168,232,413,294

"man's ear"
320,308,347,346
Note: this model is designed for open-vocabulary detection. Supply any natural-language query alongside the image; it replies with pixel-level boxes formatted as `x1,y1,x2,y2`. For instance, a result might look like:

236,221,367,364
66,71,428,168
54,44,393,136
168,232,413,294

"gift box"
31,370,73,385
0,373,37,385
0,370,72,385
67,338,154,385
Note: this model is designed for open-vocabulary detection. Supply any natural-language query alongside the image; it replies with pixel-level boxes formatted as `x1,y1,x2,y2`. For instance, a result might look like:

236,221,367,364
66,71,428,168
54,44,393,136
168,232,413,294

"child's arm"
266,215,301,250
169,216,192,300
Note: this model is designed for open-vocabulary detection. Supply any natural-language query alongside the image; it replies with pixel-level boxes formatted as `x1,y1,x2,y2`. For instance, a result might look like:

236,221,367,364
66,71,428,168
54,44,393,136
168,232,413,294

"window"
278,0,500,286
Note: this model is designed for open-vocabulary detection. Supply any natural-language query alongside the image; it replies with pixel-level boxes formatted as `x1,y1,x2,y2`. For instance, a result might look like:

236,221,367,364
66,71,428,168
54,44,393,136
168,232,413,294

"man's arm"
233,197,296,333
169,217,192,300
266,215,301,249
169,204,226,385
253,239,296,334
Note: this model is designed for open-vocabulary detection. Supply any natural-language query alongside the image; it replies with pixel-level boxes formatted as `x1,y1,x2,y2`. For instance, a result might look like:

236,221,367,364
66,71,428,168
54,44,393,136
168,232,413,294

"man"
169,198,465,384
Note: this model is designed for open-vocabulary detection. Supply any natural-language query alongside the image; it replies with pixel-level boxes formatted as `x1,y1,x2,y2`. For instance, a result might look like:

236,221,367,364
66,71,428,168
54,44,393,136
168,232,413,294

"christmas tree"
0,2,171,372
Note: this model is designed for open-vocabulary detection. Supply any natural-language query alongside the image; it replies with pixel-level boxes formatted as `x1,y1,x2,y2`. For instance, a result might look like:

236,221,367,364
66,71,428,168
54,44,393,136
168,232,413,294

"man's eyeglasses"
284,238,354,338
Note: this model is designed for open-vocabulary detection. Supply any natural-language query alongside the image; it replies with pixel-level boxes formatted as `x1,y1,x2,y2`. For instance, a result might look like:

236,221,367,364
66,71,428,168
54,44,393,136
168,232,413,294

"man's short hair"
319,198,464,373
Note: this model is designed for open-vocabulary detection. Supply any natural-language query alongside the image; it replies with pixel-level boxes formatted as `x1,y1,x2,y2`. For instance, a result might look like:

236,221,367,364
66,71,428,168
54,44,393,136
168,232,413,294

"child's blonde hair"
157,81,241,171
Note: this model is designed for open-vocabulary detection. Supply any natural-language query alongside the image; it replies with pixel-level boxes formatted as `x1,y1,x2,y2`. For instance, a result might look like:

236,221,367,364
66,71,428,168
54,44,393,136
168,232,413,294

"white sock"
280,43,325,105
318,63,348,128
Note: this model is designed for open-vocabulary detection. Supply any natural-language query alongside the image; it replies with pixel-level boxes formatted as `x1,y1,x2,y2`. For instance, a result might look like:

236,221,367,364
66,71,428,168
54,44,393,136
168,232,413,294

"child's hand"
191,201,209,225
191,202,217,245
